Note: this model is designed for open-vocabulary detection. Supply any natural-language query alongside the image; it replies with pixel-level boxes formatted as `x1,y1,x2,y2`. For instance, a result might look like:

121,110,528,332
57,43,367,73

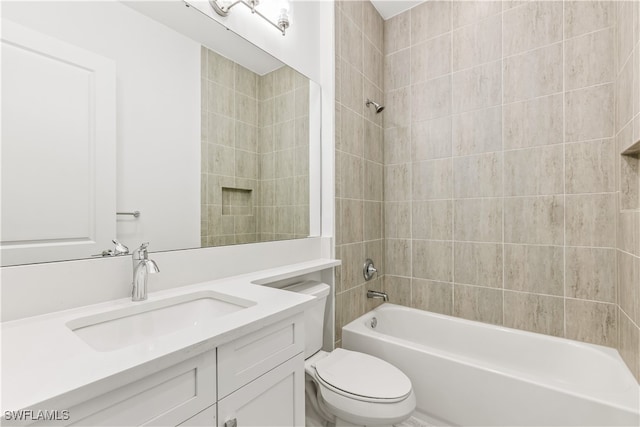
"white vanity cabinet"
217,315,305,427
45,350,217,427
26,314,304,427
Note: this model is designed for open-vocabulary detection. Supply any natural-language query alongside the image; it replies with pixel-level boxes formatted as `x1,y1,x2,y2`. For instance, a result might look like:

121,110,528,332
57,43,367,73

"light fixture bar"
209,0,290,36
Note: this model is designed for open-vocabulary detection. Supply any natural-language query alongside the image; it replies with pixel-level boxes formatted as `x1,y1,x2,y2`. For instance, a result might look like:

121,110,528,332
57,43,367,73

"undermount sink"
67,291,255,352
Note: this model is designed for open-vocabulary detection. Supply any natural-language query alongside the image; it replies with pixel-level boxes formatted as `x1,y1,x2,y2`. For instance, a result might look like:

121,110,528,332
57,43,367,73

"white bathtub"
342,304,640,427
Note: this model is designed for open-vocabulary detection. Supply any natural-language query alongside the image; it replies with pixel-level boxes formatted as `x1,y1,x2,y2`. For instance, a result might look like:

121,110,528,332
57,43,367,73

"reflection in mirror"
201,50,310,247
0,1,320,267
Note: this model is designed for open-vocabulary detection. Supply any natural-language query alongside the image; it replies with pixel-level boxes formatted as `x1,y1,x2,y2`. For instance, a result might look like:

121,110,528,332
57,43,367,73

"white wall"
0,0,335,320
2,1,202,253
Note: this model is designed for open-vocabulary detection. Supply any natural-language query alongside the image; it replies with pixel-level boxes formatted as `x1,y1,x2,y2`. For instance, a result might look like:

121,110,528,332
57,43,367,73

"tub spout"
367,290,388,302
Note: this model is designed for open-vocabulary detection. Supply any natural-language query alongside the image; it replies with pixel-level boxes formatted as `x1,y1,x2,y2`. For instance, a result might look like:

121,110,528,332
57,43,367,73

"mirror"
0,0,321,267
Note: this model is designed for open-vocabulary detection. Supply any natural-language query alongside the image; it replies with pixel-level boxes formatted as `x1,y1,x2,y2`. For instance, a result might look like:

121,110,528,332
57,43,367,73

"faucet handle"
112,239,129,256
133,242,150,259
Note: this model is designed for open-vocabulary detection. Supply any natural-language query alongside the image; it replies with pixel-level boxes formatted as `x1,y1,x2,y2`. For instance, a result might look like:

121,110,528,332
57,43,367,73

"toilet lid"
314,348,412,401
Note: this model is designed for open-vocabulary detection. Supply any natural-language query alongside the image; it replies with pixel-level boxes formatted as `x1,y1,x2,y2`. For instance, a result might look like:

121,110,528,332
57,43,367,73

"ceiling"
370,0,424,20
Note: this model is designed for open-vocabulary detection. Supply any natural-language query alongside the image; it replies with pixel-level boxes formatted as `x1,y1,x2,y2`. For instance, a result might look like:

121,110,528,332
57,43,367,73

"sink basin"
67,291,255,352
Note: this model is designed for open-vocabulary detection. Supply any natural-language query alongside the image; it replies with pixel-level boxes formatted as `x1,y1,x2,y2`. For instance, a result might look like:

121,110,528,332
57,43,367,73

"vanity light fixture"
209,0,291,36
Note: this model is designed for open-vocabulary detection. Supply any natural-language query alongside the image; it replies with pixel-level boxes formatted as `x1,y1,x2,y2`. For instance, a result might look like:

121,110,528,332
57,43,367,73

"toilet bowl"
305,349,416,426
283,281,416,427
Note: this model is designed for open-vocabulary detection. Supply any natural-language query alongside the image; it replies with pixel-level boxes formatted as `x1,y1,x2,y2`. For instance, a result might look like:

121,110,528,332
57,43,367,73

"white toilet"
283,281,416,427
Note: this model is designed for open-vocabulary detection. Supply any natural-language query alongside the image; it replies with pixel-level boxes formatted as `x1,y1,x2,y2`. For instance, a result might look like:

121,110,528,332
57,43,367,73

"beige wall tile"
364,39,383,89
340,9,363,71
411,1,451,45
273,93,294,124
384,202,411,239
363,0,384,52
504,196,564,245
384,10,410,54
618,309,640,382
340,153,364,199
412,240,453,282
453,1,502,29
566,247,616,303
235,122,257,152
411,34,452,84
565,83,614,142
452,61,501,113
383,275,411,306
503,43,563,103
412,200,453,241
338,242,365,293
385,239,411,277
564,1,614,39
207,50,234,87
453,14,501,71
385,126,411,164
364,200,383,240
617,0,634,74
365,121,384,163
208,81,234,117
341,61,364,115
565,139,616,194
209,144,235,177
412,76,452,121
412,117,452,160
504,244,564,296
564,28,614,91
566,299,617,347
208,113,235,147
335,285,365,342
617,55,634,132
503,94,563,150
385,163,411,201
384,87,410,128
454,242,503,288
454,152,503,198
452,106,502,156
364,161,383,202
412,159,453,200
503,1,562,56
341,199,364,244
385,49,410,91
454,284,503,325
454,198,503,243
235,150,257,179
618,211,640,257
618,123,640,210
412,279,453,315
565,193,616,247
504,145,563,196
618,251,640,326
339,107,364,156
504,291,564,337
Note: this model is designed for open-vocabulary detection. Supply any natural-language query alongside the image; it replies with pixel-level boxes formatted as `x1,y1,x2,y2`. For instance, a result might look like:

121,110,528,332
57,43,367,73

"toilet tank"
283,280,330,357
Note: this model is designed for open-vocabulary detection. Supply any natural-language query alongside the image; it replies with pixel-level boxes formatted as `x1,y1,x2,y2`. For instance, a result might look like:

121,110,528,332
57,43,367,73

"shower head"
366,99,385,113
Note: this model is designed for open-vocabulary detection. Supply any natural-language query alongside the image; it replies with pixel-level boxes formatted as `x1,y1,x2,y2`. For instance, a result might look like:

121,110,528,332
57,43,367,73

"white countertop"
1,258,340,413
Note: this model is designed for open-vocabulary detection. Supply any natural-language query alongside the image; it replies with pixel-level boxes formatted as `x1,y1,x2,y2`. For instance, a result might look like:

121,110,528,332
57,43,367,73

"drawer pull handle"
225,418,238,427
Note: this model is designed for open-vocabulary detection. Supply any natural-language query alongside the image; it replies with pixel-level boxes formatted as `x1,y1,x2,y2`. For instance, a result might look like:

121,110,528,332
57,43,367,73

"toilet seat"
313,348,412,403
307,349,416,426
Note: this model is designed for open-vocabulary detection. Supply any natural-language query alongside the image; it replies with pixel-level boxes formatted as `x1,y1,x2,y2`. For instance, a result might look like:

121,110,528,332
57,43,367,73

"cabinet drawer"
217,314,303,398
51,351,216,427
178,404,216,426
217,354,305,427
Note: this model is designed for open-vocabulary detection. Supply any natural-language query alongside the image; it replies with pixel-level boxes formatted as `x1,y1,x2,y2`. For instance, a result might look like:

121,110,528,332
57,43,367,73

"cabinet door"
50,351,216,427
217,354,304,427
178,404,216,427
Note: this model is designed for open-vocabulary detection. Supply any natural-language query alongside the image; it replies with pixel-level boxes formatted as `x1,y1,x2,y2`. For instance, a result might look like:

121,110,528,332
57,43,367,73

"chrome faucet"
367,290,389,302
131,242,159,302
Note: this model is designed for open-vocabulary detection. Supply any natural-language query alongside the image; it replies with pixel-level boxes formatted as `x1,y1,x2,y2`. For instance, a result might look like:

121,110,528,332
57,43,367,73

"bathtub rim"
342,303,640,415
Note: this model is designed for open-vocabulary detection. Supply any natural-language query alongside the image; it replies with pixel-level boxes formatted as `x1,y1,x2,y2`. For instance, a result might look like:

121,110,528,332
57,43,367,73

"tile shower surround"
201,48,310,247
334,0,640,383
